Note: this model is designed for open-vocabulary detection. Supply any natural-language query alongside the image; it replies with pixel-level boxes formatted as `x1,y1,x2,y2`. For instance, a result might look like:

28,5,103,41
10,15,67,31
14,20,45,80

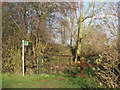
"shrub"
69,77,99,88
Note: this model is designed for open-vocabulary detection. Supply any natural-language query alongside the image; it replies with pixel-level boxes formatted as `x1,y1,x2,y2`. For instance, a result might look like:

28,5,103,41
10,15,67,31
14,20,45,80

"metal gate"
37,54,99,77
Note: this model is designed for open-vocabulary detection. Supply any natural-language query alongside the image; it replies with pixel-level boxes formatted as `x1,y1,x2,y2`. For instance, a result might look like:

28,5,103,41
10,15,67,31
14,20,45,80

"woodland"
2,2,120,88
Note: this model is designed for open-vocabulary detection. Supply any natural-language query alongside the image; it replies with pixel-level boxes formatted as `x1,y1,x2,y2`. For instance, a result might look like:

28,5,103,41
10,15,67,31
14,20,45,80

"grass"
2,73,99,88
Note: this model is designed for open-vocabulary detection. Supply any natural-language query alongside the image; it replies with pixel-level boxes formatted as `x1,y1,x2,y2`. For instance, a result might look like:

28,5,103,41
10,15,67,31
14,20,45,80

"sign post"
22,40,29,76
22,40,25,76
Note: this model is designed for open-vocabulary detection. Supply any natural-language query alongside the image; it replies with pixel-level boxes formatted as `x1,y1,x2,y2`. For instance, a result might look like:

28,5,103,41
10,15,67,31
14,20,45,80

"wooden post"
39,56,42,74
60,57,62,73
22,40,25,76
80,59,84,76
37,57,39,74
58,56,61,73
69,57,72,74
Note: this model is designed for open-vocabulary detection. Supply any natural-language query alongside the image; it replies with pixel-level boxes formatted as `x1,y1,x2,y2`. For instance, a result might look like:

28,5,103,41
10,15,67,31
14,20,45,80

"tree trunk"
75,3,83,62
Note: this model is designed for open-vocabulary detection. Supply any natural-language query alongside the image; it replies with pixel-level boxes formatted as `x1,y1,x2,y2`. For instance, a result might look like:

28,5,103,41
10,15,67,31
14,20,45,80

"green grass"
2,73,99,88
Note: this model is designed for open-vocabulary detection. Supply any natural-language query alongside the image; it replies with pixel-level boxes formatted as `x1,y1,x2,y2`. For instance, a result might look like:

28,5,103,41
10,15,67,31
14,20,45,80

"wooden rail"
41,54,100,57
